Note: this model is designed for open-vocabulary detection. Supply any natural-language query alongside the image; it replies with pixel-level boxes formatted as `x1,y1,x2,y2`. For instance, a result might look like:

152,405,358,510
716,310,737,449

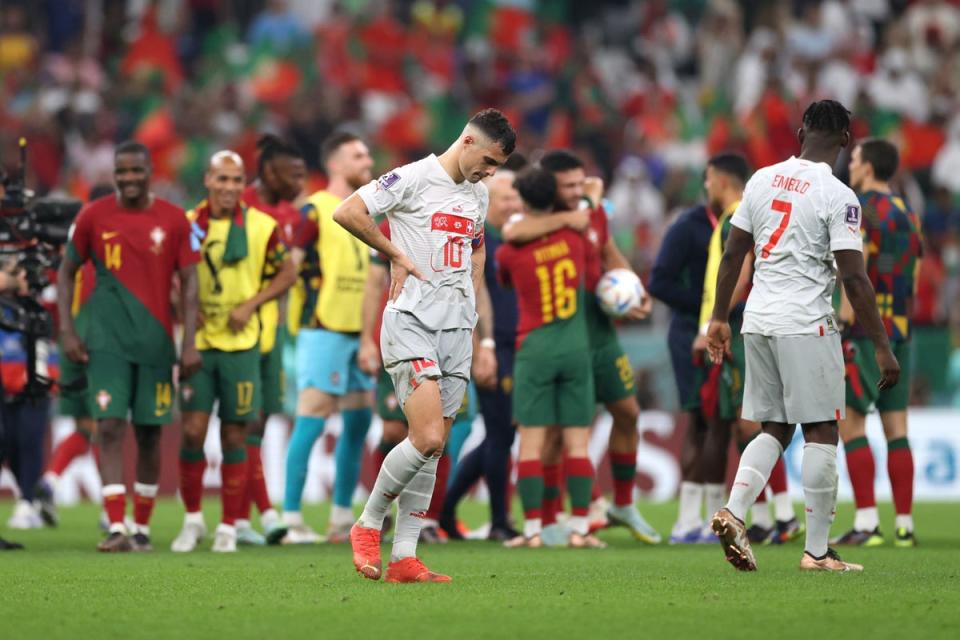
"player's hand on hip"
624,294,653,321
564,210,591,232
705,320,731,366
357,338,381,376
179,344,203,380
228,302,255,333
389,253,424,302
472,345,497,389
62,330,89,364
876,346,901,391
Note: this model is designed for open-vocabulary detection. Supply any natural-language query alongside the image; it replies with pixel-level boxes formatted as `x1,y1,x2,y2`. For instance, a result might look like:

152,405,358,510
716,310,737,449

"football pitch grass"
3,500,958,640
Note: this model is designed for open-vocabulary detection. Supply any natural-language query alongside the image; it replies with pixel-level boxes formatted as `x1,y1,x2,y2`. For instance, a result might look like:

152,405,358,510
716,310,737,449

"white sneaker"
588,496,609,531
236,521,266,546
212,524,237,553
171,519,207,553
541,523,570,547
282,523,324,544
7,500,43,529
326,521,351,544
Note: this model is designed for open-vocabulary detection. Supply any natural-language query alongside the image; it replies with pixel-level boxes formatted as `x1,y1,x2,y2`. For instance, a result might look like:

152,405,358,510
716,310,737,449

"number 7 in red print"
760,199,792,259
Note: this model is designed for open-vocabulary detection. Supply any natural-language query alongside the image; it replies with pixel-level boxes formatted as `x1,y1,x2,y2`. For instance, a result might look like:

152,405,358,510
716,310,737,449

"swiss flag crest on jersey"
431,212,474,236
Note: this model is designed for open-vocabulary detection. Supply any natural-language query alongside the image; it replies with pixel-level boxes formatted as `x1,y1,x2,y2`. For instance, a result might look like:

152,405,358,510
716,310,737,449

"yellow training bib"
305,190,369,332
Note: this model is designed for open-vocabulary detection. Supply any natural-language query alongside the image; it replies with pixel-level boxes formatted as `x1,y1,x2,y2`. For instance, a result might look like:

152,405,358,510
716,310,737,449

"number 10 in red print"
443,236,464,268
760,199,792,259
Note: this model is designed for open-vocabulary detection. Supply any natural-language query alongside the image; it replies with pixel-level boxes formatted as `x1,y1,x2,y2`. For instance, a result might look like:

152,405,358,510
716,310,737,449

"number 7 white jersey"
730,156,862,337
356,154,488,331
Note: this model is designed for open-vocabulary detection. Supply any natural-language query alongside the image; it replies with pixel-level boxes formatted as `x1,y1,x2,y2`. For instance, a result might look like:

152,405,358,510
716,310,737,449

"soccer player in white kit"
705,101,900,572
332,109,516,583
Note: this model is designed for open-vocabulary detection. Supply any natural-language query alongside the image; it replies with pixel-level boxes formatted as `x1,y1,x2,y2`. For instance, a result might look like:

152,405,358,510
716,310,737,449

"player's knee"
220,423,247,450
97,420,125,448
611,398,640,427
410,422,446,457
297,388,335,418
134,425,162,450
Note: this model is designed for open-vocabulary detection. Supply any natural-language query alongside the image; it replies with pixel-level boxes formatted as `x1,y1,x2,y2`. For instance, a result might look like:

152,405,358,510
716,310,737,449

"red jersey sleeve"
265,224,288,270
67,204,94,263
591,204,610,246
175,210,201,269
295,203,320,249
494,244,513,289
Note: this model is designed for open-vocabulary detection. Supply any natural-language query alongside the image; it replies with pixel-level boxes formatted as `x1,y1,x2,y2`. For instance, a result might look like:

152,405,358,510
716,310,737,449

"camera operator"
0,257,51,530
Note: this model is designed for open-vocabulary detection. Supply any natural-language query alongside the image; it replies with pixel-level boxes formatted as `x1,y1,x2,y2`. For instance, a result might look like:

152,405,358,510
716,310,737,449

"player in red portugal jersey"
57,142,201,552
497,167,600,548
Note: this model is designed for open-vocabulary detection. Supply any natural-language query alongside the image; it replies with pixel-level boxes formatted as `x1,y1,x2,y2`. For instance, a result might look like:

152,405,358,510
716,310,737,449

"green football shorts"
513,348,595,427
180,348,261,422
86,350,173,425
844,337,912,415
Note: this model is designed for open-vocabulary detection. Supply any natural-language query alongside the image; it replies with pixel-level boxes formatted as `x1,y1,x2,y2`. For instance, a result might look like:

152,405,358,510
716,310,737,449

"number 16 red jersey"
495,226,589,353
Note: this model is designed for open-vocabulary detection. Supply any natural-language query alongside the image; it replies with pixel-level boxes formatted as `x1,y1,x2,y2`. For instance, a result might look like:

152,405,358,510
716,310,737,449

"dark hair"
320,131,362,167
707,153,750,186
503,152,529,172
114,140,150,162
802,100,851,137
540,149,584,174
256,133,303,177
514,167,557,211
469,109,516,156
857,138,899,181
88,183,115,201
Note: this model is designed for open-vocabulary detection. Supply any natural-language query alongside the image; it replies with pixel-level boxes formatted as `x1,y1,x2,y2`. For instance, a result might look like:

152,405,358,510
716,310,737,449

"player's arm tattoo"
332,193,402,260
56,253,81,336
711,225,754,322
835,250,892,352
179,264,200,351
361,262,389,343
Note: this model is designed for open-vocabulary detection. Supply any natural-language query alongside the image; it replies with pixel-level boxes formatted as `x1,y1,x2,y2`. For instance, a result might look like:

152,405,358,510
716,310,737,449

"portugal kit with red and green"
496,226,593,426
582,202,636,404
67,195,199,424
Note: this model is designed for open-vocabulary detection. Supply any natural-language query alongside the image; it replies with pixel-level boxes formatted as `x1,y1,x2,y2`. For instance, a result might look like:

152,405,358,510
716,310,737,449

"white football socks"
359,438,431,531
895,514,914,532
675,481,705,532
726,433,782,522
802,442,838,558
751,498,773,529
854,506,879,532
704,483,726,525
391,454,439,560
773,491,794,523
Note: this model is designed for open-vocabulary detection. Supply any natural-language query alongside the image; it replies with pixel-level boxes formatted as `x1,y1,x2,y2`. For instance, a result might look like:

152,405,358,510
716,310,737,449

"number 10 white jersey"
356,154,488,331
730,156,863,337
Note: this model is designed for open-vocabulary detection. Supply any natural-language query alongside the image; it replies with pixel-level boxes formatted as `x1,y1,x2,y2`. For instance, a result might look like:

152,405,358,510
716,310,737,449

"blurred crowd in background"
1,0,959,407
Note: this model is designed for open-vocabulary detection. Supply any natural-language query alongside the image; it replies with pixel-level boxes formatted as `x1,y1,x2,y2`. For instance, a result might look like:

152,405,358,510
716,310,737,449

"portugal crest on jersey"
150,226,166,254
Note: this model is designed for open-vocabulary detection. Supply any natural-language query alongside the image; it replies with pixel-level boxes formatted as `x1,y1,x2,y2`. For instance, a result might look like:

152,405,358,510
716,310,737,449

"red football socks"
221,448,248,526
887,438,914,516
179,448,206,514
844,437,877,509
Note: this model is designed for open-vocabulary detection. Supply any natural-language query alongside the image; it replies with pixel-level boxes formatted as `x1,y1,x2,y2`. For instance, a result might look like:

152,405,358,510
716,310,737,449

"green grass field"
2,500,958,640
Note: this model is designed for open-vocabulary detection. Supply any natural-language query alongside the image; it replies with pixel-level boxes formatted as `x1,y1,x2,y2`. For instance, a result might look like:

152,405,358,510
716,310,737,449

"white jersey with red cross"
356,154,488,331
